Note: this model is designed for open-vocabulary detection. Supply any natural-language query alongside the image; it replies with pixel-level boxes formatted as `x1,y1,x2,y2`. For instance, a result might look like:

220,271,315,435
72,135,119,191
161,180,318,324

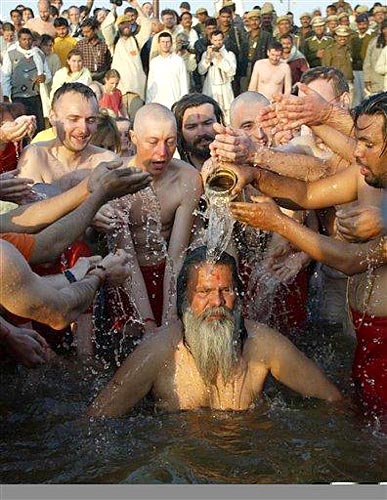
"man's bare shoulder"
169,158,202,183
22,140,56,157
243,319,292,362
86,145,119,161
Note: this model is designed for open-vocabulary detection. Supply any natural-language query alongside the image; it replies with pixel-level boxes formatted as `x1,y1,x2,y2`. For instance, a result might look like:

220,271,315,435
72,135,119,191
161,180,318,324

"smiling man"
88,246,341,417
18,82,118,192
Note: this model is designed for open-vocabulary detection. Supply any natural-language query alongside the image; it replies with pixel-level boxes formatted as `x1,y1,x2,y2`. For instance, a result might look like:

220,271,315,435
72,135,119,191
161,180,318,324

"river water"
1,321,386,484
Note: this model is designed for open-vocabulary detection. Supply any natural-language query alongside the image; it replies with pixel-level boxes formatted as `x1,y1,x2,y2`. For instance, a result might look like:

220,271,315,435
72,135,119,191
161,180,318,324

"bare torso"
18,140,117,192
250,60,290,100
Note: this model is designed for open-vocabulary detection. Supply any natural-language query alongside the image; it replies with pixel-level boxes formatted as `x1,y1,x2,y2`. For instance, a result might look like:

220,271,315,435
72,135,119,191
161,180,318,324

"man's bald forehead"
231,92,270,115
133,104,177,134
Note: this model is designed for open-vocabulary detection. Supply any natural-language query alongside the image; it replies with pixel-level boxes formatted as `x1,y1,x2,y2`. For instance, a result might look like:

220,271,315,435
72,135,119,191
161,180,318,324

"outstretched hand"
210,123,257,164
230,195,283,231
4,325,50,368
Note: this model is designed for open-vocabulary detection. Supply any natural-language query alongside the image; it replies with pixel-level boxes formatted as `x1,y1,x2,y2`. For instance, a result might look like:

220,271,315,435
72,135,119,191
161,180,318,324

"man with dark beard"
172,93,224,170
88,246,341,417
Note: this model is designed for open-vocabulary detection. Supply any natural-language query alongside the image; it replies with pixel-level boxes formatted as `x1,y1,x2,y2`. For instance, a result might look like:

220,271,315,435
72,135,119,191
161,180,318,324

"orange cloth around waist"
1,232,35,261
350,309,387,415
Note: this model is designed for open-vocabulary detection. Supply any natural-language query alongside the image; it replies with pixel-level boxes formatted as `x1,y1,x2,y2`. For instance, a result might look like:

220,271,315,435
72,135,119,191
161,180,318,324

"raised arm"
88,323,182,417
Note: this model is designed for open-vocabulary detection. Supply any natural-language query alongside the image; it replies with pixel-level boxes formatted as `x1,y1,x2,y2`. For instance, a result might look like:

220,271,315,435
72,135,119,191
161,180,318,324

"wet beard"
182,306,240,386
183,134,214,162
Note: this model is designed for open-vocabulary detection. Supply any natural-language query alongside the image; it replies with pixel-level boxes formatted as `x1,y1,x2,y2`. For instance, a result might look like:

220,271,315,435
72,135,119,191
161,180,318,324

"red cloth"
98,89,123,116
351,309,387,416
1,232,35,261
140,260,166,327
0,142,20,173
3,241,92,350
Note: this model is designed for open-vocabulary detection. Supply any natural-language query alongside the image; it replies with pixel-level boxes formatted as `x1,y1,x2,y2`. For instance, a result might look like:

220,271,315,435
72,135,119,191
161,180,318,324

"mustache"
199,306,234,322
193,134,215,147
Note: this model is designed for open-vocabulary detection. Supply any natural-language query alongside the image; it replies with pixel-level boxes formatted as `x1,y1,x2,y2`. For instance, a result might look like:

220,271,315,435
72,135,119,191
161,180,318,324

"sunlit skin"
354,114,387,189
182,103,217,149
68,7,80,25
161,13,176,30
248,15,261,33
131,116,177,177
188,264,236,319
327,20,339,32
210,33,224,51
11,11,22,27
81,25,98,43
230,102,269,146
356,21,369,35
280,37,292,58
267,48,283,66
180,13,193,30
50,92,99,153
104,76,119,93
335,34,350,47
277,20,291,35
313,25,325,38
3,30,15,43
22,9,34,23
300,16,311,29
158,36,172,55
67,54,83,74
38,1,51,22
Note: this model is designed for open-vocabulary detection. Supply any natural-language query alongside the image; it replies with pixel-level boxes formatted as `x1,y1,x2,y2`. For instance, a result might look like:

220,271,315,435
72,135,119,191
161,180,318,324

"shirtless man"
18,82,118,192
88,246,341,416
248,41,292,100
226,93,387,415
99,103,203,328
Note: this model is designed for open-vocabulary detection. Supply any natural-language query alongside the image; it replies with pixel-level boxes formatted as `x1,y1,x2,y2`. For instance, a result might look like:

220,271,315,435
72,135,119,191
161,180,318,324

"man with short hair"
25,0,56,37
101,0,151,119
0,23,16,63
2,28,51,133
248,41,292,100
372,6,387,34
76,17,111,82
298,12,313,52
275,15,299,48
351,13,374,106
304,17,333,68
198,30,236,123
18,83,117,192
194,7,209,37
67,6,82,38
142,2,153,19
149,9,179,60
88,246,341,417
53,17,77,67
146,32,188,109
177,11,198,50
172,92,224,170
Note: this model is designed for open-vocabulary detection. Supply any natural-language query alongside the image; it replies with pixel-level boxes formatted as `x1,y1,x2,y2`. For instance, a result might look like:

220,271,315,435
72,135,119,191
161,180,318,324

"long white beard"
182,306,240,386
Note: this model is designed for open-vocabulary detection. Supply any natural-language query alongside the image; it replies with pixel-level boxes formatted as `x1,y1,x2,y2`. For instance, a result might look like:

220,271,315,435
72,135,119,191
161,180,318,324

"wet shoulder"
87,145,119,161
243,319,290,363
170,159,202,187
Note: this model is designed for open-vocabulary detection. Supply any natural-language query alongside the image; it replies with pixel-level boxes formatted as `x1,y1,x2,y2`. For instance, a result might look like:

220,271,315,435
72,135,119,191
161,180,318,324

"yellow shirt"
53,36,77,67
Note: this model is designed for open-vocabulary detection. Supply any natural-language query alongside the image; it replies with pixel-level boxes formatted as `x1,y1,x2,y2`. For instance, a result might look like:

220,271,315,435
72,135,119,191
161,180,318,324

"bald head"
230,92,270,128
38,0,51,21
133,103,177,135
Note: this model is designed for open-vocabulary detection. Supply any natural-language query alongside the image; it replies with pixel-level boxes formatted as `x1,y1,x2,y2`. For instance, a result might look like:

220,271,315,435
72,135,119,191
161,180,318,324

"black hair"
50,5,59,17
17,27,33,38
81,16,99,31
54,16,69,28
124,6,138,16
268,40,283,51
219,6,233,16
3,22,16,32
376,20,387,48
22,7,34,17
39,33,54,45
352,92,387,155
180,2,191,10
51,82,97,109
205,17,217,27
161,8,176,18
181,11,193,19
171,92,225,161
158,31,172,41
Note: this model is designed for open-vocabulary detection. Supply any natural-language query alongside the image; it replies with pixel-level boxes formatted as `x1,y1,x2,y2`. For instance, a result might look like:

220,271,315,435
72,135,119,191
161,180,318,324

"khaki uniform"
322,42,353,81
304,35,334,67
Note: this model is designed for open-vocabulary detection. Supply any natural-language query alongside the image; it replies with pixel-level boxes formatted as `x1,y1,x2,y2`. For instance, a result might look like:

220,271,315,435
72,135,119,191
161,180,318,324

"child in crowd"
98,69,128,118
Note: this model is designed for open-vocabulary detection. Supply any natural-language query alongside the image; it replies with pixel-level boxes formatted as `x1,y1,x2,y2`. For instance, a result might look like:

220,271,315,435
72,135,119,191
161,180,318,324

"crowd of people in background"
0,0,386,423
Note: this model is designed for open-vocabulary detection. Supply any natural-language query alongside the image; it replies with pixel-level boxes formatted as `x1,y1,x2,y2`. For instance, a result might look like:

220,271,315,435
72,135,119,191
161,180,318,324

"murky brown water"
1,321,386,484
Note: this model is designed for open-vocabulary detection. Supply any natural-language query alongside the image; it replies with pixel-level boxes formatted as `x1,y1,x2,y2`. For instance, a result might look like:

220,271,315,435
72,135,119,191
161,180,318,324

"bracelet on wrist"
64,270,77,283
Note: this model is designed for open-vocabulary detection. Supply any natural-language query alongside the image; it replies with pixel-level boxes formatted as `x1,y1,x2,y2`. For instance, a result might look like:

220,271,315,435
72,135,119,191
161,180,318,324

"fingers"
213,122,227,134
105,159,124,170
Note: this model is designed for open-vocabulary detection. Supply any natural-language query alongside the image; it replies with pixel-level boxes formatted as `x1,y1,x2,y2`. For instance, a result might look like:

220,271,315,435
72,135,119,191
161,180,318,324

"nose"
155,141,168,159
77,119,88,135
354,142,364,161
209,289,225,308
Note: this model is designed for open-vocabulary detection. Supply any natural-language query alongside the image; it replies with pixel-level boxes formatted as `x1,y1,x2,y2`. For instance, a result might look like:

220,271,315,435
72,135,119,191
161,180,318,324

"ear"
340,92,350,109
48,108,56,128
130,130,137,145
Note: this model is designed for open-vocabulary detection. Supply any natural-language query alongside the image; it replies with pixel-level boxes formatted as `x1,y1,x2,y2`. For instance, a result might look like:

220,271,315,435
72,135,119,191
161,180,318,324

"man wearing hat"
371,6,387,34
322,25,354,101
326,15,339,35
194,8,209,37
260,3,274,34
101,0,152,118
298,12,313,52
304,17,333,68
241,9,272,91
333,0,353,15
351,13,374,105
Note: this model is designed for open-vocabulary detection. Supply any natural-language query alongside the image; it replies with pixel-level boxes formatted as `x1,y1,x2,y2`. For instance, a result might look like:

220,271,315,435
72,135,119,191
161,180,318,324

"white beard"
182,305,240,386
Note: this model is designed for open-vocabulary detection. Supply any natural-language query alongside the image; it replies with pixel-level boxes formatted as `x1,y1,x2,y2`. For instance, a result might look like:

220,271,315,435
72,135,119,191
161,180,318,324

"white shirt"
146,53,188,109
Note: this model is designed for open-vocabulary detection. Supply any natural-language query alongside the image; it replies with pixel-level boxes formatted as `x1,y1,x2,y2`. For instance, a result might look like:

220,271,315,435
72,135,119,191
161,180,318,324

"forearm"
256,148,330,182
30,190,105,264
256,169,308,210
311,124,356,163
1,179,90,233
323,105,354,137
274,213,387,275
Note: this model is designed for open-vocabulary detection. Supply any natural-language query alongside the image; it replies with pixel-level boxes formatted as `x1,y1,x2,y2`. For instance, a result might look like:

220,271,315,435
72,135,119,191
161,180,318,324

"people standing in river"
88,246,341,417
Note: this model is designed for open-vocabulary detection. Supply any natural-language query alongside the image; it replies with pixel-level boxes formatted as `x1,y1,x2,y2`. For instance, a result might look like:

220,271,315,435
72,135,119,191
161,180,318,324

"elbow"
326,386,343,402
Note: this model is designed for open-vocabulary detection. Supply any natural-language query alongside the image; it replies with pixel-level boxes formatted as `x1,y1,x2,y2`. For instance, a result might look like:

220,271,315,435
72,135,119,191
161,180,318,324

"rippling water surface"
1,323,386,484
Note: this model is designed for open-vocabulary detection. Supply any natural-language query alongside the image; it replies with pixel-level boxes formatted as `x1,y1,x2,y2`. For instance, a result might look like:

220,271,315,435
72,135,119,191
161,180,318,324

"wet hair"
268,41,283,51
352,92,387,155
158,31,172,42
104,69,121,81
91,110,121,153
171,92,225,160
17,27,32,39
376,20,387,48
176,246,247,343
300,66,349,97
51,82,97,109
54,16,69,28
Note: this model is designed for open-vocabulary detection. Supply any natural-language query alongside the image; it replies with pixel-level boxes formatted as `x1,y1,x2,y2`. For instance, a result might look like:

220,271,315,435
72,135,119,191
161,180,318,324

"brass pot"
205,168,238,200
